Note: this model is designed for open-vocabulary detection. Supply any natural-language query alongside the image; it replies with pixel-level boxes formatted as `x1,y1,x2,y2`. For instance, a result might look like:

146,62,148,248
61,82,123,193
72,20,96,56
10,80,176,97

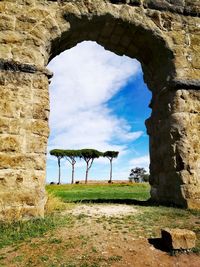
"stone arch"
0,0,199,220
48,8,175,91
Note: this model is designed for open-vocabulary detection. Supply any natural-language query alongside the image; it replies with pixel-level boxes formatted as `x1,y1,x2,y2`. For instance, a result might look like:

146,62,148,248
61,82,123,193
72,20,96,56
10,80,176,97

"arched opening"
47,40,151,188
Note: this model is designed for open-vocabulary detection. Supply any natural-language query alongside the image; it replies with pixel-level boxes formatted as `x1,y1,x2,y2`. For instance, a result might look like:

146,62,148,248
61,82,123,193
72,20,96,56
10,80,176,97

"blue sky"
46,41,151,184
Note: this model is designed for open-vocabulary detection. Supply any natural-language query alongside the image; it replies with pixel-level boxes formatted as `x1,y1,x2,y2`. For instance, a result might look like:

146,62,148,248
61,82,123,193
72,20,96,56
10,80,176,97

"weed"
77,213,88,220
91,246,98,253
26,257,34,266
49,238,62,244
30,242,39,248
12,255,23,263
192,247,200,255
0,255,5,261
108,255,122,262
65,241,75,249
90,264,100,267
80,263,89,267
40,255,49,262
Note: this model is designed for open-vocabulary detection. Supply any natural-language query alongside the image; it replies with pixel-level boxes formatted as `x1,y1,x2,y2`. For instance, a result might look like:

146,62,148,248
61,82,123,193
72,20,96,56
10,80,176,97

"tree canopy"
103,151,119,159
63,149,81,159
129,167,147,183
50,149,65,158
80,149,103,160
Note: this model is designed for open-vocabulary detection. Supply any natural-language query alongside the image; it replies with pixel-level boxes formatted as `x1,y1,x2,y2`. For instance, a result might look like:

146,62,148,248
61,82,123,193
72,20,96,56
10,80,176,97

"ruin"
0,0,199,220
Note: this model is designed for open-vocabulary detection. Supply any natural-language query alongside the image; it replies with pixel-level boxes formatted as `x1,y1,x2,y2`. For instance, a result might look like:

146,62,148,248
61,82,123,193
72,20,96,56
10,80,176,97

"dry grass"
45,193,75,215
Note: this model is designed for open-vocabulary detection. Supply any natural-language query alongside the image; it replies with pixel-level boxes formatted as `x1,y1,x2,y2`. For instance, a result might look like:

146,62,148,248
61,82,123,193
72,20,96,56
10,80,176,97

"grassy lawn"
46,183,150,202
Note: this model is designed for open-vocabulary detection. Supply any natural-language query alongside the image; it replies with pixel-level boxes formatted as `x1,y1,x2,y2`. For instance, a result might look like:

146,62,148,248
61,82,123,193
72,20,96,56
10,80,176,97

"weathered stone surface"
0,0,199,220
109,0,200,15
161,228,196,250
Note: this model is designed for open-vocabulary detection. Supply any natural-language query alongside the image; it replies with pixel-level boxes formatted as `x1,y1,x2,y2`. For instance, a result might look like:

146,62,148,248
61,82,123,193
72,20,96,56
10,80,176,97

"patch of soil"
67,204,138,217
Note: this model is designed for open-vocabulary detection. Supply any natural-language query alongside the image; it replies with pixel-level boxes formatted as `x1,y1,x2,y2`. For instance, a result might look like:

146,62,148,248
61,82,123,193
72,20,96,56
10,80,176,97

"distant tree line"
50,149,119,184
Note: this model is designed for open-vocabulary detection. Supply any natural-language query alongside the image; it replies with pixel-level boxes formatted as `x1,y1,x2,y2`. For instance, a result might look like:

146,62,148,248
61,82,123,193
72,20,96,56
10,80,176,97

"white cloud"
47,41,142,151
129,155,150,171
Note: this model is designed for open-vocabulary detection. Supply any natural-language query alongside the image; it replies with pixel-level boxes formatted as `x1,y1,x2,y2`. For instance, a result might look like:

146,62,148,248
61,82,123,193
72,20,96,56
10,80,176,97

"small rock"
161,228,196,250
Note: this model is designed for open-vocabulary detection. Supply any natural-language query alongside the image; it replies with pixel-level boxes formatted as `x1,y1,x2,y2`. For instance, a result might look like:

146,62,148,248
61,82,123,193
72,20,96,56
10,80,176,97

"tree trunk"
71,163,75,184
109,159,113,183
58,158,61,184
85,162,89,184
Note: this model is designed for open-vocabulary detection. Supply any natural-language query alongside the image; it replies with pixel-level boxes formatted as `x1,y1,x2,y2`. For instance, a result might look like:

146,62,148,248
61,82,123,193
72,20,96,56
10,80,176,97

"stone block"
0,118,26,135
170,31,185,45
120,34,131,47
32,104,49,120
0,117,9,133
0,44,12,60
32,75,49,90
26,119,49,137
110,34,121,45
12,47,45,67
143,0,184,13
0,135,22,153
0,188,46,221
186,198,200,210
15,15,37,33
26,135,48,154
0,153,45,171
161,228,196,250
0,100,20,118
0,31,24,45
0,14,15,31
101,21,115,38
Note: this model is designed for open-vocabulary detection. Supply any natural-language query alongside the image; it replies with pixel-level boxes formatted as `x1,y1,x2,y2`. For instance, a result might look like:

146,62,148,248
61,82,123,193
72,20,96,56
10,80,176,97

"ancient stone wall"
0,0,199,220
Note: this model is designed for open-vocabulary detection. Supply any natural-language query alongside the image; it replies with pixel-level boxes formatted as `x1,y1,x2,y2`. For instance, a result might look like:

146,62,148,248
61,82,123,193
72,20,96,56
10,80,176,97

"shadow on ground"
148,238,170,253
72,198,154,206
70,198,185,209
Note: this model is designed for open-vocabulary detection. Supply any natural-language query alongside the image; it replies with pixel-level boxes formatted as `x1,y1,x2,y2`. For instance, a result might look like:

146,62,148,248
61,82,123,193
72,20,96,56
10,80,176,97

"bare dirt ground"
67,204,138,217
1,204,200,267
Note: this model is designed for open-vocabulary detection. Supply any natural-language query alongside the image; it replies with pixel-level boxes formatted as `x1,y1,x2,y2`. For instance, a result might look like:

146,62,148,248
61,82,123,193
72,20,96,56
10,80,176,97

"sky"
46,41,152,184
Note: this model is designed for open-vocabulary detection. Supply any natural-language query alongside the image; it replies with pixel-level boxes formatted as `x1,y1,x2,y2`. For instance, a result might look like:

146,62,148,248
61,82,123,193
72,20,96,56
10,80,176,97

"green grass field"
46,183,151,202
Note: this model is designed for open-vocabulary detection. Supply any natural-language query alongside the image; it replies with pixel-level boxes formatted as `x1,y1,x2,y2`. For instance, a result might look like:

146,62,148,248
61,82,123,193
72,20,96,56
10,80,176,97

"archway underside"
0,0,199,220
